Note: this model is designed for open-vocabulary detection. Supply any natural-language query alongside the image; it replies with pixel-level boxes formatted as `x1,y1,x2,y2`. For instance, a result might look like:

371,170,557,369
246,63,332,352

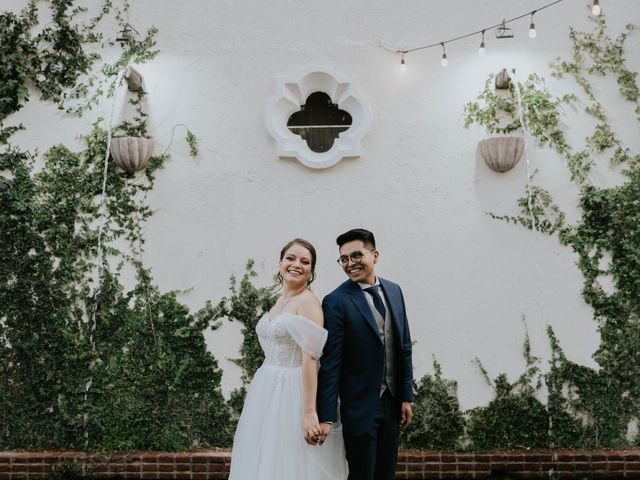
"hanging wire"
387,0,565,57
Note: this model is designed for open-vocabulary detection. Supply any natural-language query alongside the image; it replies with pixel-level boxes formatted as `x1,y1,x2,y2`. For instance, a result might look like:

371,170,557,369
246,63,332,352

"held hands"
400,401,413,430
303,410,322,446
318,422,332,445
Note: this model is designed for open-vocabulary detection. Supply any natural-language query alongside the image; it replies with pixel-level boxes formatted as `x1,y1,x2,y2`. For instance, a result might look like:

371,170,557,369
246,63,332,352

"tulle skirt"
229,364,347,480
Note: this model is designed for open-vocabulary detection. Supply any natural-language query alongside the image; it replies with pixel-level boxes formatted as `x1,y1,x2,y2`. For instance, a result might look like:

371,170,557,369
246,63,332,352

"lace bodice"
256,313,327,368
257,314,302,367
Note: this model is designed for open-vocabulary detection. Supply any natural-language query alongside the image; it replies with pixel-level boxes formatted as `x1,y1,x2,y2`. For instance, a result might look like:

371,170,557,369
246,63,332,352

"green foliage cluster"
212,261,277,416
462,14,640,449
0,0,159,122
402,360,465,450
0,0,96,121
186,130,199,157
0,121,233,450
0,1,231,450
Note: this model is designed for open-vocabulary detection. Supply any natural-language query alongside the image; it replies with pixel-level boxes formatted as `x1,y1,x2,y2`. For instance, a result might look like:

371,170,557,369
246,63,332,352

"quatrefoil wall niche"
265,66,372,169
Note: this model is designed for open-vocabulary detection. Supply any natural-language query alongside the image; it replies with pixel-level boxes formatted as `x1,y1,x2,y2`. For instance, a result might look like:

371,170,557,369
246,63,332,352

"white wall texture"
5,0,640,410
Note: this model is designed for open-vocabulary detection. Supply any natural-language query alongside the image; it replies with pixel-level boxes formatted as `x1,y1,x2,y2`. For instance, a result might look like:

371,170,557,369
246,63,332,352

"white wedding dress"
229,313,347,480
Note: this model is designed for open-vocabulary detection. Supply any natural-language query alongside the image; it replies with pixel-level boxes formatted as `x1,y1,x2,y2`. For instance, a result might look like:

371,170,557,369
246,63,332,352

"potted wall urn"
478,136,524,173
477,68,524,173
110,136,155,173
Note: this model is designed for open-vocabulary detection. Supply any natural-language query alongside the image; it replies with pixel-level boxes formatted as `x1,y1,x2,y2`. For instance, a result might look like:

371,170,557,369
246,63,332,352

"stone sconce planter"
479,136,524,173
110,137,154,173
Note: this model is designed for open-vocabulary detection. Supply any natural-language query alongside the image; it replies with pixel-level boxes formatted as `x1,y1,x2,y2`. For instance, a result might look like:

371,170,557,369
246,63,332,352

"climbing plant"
463,13,640,448
402,359,465,451
0,1,229,450
212,261,277,417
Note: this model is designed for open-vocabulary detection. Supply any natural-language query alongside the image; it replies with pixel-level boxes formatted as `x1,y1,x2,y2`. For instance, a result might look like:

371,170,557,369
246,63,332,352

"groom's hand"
318,422,332,444
400,402,413,430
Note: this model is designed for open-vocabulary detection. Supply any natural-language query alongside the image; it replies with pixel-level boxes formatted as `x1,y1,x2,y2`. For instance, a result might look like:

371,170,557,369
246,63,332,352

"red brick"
140,453,160,462
158,463,174,472
405,473,427,479
209,454,228,464
455,454,475,462
607,453,625,461
192,474,212,480
192,463,208,472
207,474,228,480
457,462,478,472
125,463,141,472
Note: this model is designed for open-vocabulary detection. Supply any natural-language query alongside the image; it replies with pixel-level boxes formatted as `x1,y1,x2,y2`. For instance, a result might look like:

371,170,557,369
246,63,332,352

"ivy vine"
0,1,231,450
454,13,640,450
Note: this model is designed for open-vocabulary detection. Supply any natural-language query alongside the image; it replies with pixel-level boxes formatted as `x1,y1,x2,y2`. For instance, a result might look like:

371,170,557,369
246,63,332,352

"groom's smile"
339,240,378,285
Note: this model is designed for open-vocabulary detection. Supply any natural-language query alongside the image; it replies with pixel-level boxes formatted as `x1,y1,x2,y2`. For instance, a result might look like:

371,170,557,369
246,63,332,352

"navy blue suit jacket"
317,277,413,436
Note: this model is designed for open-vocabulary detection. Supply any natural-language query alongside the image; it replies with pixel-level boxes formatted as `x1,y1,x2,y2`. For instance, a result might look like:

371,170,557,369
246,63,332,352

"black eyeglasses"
337,250,374,266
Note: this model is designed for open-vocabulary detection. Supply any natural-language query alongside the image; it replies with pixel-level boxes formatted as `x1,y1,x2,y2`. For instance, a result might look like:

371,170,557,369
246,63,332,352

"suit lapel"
379,278,404,340
345,282,383,344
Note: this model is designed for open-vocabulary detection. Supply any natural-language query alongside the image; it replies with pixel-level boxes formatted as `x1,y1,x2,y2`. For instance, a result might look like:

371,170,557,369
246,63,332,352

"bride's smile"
280,243,313,285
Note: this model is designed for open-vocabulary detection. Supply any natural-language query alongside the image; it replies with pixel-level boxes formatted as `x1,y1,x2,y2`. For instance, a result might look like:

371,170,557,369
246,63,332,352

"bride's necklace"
279,296,293,312
278,289,304,313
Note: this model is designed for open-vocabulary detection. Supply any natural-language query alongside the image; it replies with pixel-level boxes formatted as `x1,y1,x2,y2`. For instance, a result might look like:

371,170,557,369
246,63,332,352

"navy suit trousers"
343,390,400,480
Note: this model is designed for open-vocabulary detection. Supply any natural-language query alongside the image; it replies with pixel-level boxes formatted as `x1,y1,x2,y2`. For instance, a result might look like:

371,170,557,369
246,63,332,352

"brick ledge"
0,449,639,479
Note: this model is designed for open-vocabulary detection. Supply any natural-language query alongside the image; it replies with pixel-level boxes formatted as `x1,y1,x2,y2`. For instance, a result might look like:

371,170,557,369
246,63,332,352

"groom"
318,228,413,480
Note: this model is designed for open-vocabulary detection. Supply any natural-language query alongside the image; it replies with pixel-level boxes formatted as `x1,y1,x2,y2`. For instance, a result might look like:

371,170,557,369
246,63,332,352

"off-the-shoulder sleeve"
281,314,328,359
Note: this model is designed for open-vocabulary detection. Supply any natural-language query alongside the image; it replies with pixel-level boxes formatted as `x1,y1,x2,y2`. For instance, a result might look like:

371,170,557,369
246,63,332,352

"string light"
399,53,407,72
591,0,601,16
529,11,537,39
478,30,486,56
388,0,565,67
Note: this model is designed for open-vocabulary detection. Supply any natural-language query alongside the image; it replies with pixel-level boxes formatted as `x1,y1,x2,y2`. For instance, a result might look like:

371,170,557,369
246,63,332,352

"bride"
228,238,347,479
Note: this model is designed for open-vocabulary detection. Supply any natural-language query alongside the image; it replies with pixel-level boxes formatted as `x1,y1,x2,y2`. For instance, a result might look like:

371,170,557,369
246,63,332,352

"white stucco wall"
5,0,640,410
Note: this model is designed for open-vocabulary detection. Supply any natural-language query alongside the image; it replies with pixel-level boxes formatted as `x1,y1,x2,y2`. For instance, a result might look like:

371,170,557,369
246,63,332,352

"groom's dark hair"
336,228,376,249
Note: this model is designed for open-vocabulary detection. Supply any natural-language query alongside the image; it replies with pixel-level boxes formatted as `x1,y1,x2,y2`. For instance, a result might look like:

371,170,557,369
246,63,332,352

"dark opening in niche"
287,92,352,153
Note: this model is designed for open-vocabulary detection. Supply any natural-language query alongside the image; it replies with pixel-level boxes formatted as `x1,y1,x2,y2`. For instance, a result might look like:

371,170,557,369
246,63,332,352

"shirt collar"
358,277,380,290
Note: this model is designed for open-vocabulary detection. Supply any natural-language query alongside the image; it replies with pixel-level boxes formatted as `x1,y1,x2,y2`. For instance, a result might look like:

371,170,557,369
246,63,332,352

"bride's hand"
303,410,321,446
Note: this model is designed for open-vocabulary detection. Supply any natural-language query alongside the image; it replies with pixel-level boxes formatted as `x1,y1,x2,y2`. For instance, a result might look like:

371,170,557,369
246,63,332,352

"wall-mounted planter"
478,136,524,173
125,66,144,92
110,137,154,173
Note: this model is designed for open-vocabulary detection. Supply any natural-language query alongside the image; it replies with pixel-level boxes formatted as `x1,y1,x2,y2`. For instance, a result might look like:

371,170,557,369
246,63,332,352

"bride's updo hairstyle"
277,238,317,287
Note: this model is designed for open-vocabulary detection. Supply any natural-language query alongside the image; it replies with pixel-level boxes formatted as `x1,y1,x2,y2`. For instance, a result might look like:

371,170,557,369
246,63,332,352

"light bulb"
529,23,537,38
399,56,407,72
592,1,601,15
478,31,486,57
440,43,447,67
